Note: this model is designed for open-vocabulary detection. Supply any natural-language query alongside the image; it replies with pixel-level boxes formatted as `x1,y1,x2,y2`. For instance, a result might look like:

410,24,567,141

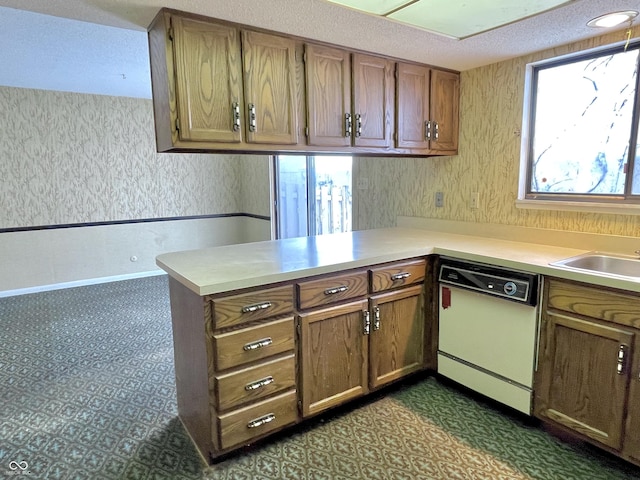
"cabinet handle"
363,310,371,335
247,413,276,429
355,113,362,137
232,102,241,132
373,306,380,331
425,120,431,140
390,272,411,281
245,376,275,391
248,103,257,132
241,301,272,313
243,337,273,351
434,121,439,140
324,285,348,295
345,113,352,137
617,344,627,375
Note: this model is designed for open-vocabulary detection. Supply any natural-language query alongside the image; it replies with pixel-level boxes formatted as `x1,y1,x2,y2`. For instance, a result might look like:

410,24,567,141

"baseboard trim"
0,270,167,298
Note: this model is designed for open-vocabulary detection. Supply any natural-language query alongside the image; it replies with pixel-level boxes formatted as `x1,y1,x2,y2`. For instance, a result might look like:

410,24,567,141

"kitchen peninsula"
157,226,640,464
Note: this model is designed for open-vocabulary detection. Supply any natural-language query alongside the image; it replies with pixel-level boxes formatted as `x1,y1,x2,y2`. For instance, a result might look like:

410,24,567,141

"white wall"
0,216,271,296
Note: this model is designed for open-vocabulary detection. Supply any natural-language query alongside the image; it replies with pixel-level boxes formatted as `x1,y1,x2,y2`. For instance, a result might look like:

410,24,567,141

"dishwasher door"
438,285,539,414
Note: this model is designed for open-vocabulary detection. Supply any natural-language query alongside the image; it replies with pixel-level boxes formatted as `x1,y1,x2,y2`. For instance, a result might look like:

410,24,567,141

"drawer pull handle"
324,285,349,295
243,337,273,351
390,272,411,281
245,376,275,391
241,302,273,313
247,413,276,429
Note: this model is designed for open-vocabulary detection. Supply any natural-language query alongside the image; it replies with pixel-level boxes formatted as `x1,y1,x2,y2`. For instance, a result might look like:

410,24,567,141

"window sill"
516,198,640,216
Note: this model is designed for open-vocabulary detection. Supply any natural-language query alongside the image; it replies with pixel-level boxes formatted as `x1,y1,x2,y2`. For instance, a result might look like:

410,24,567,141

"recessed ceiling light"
587,10,638,28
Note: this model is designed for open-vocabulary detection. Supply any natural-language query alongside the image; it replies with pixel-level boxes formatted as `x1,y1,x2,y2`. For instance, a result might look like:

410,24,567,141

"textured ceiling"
0,0,637,98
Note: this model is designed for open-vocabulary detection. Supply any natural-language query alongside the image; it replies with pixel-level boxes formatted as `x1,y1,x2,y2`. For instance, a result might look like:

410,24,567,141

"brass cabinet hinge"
175,118,180,131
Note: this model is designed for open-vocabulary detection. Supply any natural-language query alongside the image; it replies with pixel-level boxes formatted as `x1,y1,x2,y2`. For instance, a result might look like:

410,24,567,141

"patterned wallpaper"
5,23,640,238
0,86,254,229
355,26,640,237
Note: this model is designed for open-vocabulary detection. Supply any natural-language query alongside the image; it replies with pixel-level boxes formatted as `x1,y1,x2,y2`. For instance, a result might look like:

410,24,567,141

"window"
522,42,640,207
273,155,352,239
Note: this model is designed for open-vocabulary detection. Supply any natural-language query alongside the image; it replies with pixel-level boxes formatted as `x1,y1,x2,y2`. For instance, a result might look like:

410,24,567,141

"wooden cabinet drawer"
213,317,295,370
218,390,298,450
370,259,426,293
297,270,368,309
547,279,640,327
212,285,294,329
216,353,296,411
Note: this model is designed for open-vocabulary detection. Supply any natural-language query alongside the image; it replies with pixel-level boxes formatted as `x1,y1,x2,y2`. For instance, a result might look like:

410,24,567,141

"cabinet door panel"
242,31,298,144
430,69,459,151
535,312,632,450
396,62,430,149
623,335,640,462
352,53,394,148
370,285,424,389
305,44,351,147
300,300,368,417
172,17,242,142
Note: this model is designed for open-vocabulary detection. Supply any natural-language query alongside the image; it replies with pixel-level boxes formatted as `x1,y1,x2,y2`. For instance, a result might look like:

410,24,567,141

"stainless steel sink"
550,252,640,279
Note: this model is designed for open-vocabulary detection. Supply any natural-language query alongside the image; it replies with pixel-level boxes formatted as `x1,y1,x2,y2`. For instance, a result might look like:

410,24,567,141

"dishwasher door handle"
441,286,452,309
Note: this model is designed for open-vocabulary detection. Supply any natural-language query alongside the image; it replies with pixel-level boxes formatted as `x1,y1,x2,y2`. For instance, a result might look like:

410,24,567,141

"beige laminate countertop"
156,227,640,296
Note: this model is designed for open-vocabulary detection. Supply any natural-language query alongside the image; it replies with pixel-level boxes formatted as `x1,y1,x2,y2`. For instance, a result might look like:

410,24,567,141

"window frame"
518,39,640,213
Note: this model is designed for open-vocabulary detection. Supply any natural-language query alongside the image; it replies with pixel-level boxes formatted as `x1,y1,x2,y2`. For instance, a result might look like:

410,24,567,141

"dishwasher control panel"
438,258,538,305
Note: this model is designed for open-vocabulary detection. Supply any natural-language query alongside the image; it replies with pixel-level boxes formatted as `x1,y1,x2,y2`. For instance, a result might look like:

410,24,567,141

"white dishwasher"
438,258,540,415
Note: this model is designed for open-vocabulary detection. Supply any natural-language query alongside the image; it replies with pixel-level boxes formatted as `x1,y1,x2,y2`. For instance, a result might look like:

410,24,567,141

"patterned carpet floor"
1,275,640,479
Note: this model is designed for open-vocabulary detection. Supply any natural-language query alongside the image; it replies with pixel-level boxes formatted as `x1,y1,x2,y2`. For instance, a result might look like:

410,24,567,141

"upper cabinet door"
430,69,460,152
305,44,352,147
242,31,298,145
171,17,243,143
396,62,430,149
352,53,394,148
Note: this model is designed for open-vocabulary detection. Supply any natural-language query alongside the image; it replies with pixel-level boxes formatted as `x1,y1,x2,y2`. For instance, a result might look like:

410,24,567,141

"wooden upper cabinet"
305,44,352,147
172,16,243,143
396,62,459,152
148,9,459,155
305,47,394,148
352,53,394,148
396,63,430,149
241,31,298,145
430,69,460,151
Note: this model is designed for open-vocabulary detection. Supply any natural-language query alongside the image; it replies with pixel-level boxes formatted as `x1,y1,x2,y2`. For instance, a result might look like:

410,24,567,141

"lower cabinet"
535,278,640,463
299,300,370,417
299,283,425,417
168,257,428,463
369,285,424,389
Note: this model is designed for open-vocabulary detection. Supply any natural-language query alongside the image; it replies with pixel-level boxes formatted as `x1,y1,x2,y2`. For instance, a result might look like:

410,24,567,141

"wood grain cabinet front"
370,259,426,293
298,260,427,418
148,10,300,152
217,390,298,450
213,316,295,370
211,285,294,329
305,44,394,149
297,270,368,310
149,9,459,156
396,62,459,154
215,353,296,411
535,278,640,462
